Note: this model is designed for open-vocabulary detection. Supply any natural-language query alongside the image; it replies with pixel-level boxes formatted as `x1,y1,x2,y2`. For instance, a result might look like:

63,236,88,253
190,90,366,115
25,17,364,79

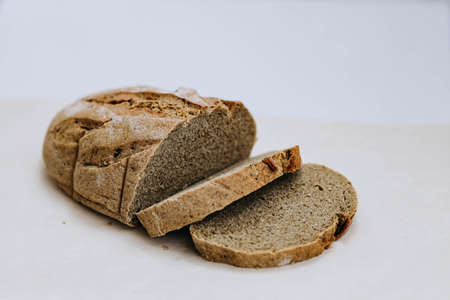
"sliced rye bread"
190,164,357,268
43,86,256,226
137,146,301,237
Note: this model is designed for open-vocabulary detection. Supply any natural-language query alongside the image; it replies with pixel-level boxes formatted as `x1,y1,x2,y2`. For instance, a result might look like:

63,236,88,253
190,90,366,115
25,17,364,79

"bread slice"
43,86,256,226
190,164,357,268
137,146,301,237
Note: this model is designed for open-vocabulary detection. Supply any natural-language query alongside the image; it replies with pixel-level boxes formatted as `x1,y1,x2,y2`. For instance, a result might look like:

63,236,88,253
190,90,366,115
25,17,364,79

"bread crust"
43,86,256,226
190,213,355,268
137,146,301,237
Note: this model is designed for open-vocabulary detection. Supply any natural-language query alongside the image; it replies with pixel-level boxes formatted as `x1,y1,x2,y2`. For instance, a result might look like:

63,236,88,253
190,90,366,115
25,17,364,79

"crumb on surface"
107,221,113,225
62,221,66,224
162,245,169,251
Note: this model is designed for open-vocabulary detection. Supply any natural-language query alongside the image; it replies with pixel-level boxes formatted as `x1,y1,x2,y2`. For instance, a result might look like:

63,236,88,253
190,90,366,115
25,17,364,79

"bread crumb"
107,221,113,225
162,245,169,251
62,221,66,224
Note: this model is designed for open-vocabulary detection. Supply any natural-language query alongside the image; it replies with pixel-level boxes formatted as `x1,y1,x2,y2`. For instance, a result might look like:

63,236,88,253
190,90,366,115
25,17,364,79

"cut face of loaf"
137,146,301,237
190,164,358,268
43,86,256,226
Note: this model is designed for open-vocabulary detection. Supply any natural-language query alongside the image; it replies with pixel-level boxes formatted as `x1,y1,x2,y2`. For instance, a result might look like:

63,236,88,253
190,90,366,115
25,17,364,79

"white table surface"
1,100,449,299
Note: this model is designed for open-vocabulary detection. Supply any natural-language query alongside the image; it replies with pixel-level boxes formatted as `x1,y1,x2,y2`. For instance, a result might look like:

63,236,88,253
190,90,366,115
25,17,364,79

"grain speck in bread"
137,146,301,237
43,86,256,226
190,164,357,268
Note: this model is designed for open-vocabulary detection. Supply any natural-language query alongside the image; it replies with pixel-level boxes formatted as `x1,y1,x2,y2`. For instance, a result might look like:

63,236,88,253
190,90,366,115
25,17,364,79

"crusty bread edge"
73,192,135,226
137,146,301,237
190,212,356,268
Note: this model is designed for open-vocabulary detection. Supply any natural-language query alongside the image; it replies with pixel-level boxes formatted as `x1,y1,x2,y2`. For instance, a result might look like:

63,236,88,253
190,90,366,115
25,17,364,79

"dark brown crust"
334,213,354,239
262,157,278,172
283,146,301,173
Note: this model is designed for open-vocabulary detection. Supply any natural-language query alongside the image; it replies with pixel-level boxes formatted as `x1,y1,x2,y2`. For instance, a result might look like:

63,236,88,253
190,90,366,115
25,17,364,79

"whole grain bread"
43,86,256,226
190,164,357,268
137,146,301,237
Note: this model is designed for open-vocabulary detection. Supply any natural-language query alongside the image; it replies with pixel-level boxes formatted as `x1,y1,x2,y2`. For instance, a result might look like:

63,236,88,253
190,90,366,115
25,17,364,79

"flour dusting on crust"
62,100,117,120
175,87,210,106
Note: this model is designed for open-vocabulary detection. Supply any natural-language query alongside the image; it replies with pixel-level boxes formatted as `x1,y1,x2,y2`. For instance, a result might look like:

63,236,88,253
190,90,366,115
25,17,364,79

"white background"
1,1,449,299
0,0,449,123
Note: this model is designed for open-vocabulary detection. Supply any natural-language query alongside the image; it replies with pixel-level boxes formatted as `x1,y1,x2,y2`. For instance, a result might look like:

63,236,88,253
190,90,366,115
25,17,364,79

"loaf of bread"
190,164,358,268
137,146,301,237
43,87,256,226
43,86,358,269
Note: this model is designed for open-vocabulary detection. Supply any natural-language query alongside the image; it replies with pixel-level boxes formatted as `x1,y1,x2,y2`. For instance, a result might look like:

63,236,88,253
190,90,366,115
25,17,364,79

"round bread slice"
190,164,357,268
43,86,256,226
137,146,301,237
